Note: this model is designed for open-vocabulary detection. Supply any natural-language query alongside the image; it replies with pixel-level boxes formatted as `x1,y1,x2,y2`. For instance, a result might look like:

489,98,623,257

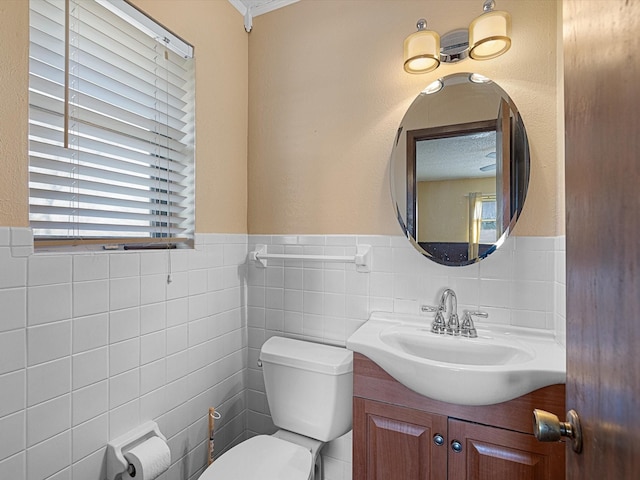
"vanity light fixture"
403,18,441,74
403,0,512,74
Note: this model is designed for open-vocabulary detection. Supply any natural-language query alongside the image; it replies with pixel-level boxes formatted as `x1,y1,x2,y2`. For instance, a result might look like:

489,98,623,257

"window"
479,195,497,244
28,0,195,247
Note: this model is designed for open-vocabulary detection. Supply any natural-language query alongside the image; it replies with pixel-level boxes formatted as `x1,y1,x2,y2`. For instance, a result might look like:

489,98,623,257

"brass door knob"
533,409,583,453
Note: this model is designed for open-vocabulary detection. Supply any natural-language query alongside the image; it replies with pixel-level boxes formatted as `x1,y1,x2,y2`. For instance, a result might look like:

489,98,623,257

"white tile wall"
0,228,248,480
245,233,567,480
0,228,566,480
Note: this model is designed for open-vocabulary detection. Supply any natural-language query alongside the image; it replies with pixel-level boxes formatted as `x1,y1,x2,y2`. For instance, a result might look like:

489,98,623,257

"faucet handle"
461,311,487,338
420,305,439,313
431,308,447,334
421,304,448,334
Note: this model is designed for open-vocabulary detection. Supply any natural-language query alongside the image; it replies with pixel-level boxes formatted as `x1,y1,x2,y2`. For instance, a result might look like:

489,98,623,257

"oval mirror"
390,73,530,266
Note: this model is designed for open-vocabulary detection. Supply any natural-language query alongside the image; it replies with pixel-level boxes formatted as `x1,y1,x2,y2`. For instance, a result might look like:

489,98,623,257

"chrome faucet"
426,289,488,337
431,288,460,335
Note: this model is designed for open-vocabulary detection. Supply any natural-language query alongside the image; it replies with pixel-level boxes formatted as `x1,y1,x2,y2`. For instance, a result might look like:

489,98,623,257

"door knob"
533,409,582,453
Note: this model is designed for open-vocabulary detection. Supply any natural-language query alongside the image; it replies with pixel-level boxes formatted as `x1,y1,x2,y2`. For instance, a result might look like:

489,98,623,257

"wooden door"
448,419,565,480
564,0,640,478
353,398,448,480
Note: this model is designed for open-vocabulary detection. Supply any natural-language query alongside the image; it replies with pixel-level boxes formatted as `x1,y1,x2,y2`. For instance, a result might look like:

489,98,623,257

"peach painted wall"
1,0,562,237
131,0,248,234
0,0,248,234
247,0,562,236
0,1,29,227
418,177,496,243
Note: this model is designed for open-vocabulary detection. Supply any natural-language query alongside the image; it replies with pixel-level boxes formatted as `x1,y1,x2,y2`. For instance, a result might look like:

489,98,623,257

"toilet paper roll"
123,436,171,480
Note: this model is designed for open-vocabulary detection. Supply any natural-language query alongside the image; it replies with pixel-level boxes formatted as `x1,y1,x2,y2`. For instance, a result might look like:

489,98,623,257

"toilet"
199,336,354,480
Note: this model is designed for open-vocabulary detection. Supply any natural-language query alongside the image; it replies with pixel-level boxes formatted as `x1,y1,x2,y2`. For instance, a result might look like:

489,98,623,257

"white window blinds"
28,0,195,244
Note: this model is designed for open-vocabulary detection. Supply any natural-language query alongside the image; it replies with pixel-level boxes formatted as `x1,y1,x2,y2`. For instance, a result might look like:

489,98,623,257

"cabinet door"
353,398,448,480
448,418,565,480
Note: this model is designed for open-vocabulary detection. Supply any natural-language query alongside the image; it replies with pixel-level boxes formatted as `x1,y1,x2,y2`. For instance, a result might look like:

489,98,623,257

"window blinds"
28,0,195,243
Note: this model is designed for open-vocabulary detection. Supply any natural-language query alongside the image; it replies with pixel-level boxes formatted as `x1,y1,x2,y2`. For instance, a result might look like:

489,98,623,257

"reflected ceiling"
416,131,496,182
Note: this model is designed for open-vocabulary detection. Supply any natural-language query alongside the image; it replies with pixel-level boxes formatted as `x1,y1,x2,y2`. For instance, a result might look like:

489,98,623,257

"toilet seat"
199,435,313,480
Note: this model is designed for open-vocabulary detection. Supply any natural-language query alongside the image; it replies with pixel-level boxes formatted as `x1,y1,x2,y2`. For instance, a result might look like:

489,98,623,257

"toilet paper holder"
106,421,168,480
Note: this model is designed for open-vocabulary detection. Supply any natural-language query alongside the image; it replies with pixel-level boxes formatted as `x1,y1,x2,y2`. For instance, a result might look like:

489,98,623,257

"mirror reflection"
390,73,530,266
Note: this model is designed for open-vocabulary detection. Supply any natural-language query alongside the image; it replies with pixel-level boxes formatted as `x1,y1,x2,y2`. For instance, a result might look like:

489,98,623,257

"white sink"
347,311,566,406
380,326,536,366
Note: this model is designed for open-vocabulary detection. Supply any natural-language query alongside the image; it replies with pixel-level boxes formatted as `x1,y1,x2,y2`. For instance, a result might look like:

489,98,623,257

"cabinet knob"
533,408,583,453
451,440,463,453
433,434,444,446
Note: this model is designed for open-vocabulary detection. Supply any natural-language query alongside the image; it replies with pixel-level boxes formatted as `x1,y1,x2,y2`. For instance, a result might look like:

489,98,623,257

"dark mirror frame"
406,120,497,240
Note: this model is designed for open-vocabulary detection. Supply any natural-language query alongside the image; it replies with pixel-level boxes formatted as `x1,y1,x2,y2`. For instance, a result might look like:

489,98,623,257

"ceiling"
416,131,497,182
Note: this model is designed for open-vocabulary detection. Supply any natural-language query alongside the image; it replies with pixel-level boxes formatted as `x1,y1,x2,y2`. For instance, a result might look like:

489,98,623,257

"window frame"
28,0,195,250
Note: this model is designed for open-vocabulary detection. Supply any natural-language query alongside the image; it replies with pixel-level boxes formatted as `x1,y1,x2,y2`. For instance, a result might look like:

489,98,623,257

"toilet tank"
259,336,353,442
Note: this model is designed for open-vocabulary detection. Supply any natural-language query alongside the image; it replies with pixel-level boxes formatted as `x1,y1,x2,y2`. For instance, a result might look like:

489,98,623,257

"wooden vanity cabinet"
353,354,566,480
354,398,448,480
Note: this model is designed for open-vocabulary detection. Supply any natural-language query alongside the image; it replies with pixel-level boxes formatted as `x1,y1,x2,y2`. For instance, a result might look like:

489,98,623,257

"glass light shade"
404,30,441,74
468,10,511,60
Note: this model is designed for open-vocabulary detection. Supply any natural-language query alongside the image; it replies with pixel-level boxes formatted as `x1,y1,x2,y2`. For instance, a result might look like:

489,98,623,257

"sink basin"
381,326,536,366
347,312,566,406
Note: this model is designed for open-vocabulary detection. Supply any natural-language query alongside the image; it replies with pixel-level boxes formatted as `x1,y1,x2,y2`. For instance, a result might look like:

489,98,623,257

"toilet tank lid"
260,336,353,375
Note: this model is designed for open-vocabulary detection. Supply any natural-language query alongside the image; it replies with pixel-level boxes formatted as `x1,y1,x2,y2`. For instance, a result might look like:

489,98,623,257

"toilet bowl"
199,336,353,480
200,435,313,480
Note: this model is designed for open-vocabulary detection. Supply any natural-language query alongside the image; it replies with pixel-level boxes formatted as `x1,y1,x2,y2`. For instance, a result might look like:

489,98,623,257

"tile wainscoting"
0,228,249,480
0,229,565,480
245,233,567,480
